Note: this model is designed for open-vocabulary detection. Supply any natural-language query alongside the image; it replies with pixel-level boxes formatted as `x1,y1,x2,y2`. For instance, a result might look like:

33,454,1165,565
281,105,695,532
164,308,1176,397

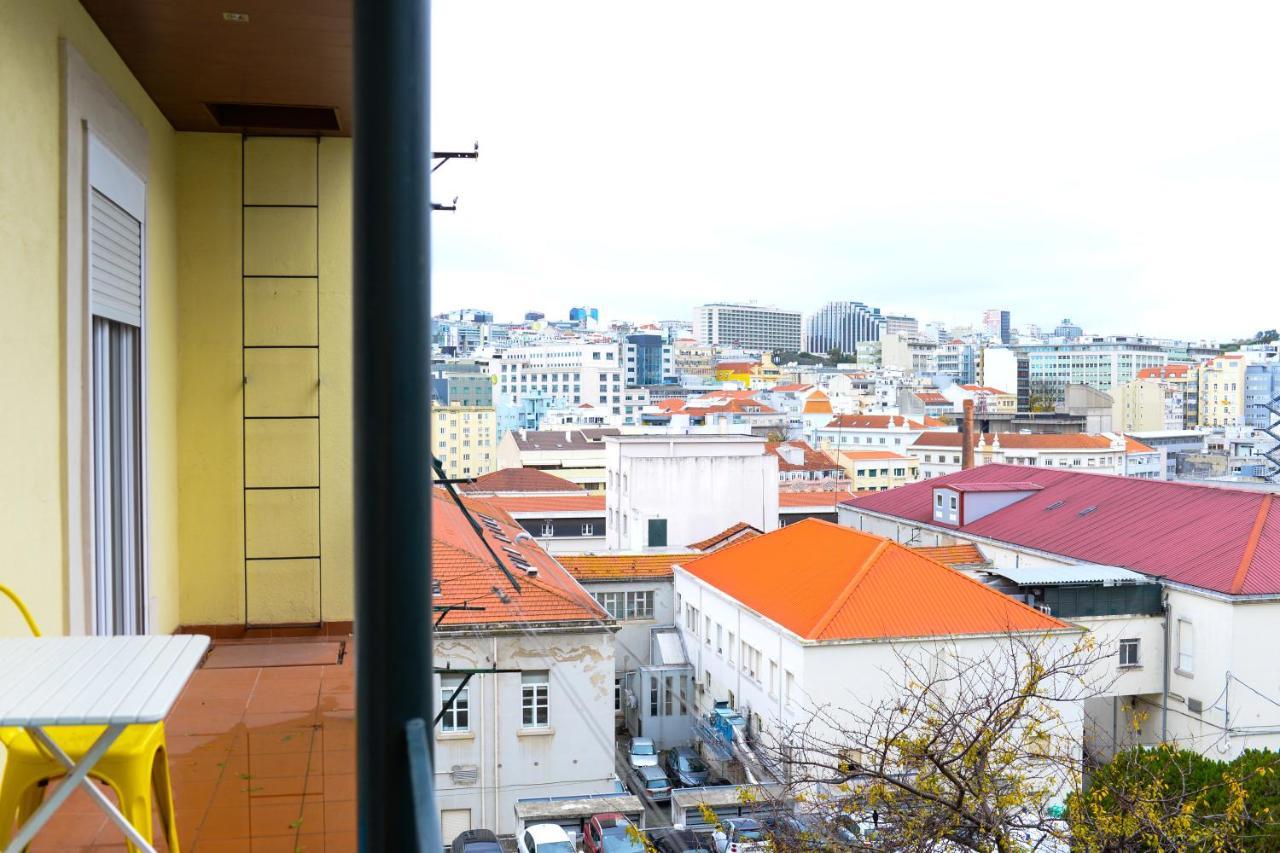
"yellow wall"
175,135,354,626
0,0,180,634
175,135,244,624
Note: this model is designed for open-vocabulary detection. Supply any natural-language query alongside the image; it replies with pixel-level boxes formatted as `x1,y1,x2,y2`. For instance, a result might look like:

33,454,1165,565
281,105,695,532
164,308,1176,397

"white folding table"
0,634,210,853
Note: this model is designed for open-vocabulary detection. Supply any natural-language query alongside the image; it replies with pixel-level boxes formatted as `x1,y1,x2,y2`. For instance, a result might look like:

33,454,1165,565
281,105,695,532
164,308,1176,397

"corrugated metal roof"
848,464,1280,596
984,565,1151,586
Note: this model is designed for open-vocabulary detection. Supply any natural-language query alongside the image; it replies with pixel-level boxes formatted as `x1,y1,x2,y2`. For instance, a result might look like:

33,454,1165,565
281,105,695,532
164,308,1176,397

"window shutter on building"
89,188,143,327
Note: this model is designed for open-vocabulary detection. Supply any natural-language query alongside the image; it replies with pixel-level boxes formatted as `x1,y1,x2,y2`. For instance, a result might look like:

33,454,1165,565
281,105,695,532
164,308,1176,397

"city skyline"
430,1,1280,341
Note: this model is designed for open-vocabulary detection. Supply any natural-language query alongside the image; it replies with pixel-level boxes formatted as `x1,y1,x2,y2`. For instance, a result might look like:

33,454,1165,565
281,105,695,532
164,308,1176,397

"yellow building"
822,448,920,491
1112,380,1168,432
1198,355,1246,427
432,404,497,480
714,360,761,387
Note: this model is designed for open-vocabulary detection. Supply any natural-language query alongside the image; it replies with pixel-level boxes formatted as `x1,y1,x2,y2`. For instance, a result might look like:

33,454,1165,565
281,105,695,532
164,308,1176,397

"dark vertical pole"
353,0,434,849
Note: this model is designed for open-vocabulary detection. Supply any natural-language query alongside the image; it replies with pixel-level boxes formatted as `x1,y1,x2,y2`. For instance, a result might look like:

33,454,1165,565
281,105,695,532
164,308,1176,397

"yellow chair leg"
111,774,155,853
152,747,180,853
0,773,26,846
16,781,45,838
0,768,48,847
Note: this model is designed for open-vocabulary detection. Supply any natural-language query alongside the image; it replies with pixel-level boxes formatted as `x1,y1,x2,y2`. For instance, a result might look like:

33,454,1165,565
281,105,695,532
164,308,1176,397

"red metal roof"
847,464,1280,596
677,519,1066,640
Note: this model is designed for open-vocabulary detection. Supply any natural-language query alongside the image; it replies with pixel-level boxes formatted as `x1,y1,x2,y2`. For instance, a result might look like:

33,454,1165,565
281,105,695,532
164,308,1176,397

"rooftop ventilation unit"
1077,506,1097,517
1044,500,1065,511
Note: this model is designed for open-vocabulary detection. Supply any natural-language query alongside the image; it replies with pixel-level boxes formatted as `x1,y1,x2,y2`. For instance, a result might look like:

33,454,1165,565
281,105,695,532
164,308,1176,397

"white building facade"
605,434,779,551
694,302,802,351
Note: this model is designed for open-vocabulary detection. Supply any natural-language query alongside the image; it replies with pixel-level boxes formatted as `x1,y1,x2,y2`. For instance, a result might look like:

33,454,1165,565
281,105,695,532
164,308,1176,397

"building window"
626,590,654,619
785,670,796,705
439,675,470,732
521,671,550,728
1119,638,1140,668
615,677,622,713
1177,619,1194,675
593,591,623,618
705,615,712,645
540,521,555,537
581,522,594,536
648,518,668,547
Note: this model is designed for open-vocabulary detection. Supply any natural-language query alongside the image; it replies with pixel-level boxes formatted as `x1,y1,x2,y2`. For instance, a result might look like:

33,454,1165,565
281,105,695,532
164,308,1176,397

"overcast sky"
429,2,1280,341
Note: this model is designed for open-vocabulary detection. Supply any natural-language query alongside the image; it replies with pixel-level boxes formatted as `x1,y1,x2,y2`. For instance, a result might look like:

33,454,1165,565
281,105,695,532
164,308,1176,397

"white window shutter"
89,189,143,326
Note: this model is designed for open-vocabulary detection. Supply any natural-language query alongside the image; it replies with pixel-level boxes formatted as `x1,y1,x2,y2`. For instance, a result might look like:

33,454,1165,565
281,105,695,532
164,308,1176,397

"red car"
582,813,646,853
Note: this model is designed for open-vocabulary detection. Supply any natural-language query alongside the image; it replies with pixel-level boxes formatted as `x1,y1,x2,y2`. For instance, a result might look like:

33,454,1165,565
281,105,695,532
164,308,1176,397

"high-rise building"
694,302,802,351
523,311,545,322
1022,337,1212,404
801,301,884,354
568,306,600,329
982,309,1011,344
882,314,919,337
623,334,676,386
1052,318,1084,339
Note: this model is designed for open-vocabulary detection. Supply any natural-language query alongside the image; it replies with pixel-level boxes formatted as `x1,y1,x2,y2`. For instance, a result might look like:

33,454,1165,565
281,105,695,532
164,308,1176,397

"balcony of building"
3,0,441,849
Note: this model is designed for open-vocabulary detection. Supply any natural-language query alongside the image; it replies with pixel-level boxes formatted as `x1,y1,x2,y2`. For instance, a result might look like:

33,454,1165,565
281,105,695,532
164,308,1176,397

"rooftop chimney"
962,399,975,470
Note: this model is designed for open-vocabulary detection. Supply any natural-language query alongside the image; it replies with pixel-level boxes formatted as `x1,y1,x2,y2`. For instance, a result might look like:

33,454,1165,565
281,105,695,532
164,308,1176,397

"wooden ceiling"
80,0,353,135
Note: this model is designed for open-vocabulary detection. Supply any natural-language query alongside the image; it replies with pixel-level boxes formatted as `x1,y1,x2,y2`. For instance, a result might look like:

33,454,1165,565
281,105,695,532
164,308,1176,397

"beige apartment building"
432,403,498,480
1198,354,1246,427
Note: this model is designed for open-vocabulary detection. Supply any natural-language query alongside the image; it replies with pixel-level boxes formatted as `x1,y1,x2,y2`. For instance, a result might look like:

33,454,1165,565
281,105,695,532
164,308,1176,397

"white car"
628,736,659,768
517,823,576,853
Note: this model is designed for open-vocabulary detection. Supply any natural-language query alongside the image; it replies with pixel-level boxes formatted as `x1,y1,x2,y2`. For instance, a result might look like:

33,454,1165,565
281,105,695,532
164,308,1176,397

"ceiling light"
222,12,249,23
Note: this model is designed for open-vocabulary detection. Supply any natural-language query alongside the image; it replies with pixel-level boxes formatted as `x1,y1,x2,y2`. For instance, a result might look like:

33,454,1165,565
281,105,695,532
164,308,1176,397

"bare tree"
760,633,1116,852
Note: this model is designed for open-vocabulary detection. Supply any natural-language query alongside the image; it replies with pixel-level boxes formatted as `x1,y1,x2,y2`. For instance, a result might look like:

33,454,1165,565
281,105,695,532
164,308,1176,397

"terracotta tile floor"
19,642,356,852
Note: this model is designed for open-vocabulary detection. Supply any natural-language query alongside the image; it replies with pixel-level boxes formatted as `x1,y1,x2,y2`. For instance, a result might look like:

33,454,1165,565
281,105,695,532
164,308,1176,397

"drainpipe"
1161,589,1170,742
962,399,975,470
353,0,435,848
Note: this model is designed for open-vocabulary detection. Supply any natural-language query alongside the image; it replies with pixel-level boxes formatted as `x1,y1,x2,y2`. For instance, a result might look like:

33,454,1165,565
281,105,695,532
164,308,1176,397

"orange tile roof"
777,490,859,507
431,491,606,627
1137,365,1192,380
766,440,842,473
460,467,586,494
912,432,1119,450
1124,437,1156,453
960,384,1013,396
771,383,813,392
556,553,693,582
488,494,606,513
909,543,987,567
677,519,1067,641
688,522,763,551
913,391,950,405
823,414,942,430
716,361,759,371
802,397,833,414
683,397,779,415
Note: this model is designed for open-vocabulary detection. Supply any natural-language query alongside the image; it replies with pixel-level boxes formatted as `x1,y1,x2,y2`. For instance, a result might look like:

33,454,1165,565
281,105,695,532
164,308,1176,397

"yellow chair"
0,585,180,852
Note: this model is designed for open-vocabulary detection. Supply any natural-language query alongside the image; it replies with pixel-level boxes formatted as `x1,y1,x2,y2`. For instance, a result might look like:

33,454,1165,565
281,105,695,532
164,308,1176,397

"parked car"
517,823,576,853
650,826,714,853
450,828,502,853
663,745,710,787
582,813,647,853
712,817,770,852
628,736,659,768
631,764,674,801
